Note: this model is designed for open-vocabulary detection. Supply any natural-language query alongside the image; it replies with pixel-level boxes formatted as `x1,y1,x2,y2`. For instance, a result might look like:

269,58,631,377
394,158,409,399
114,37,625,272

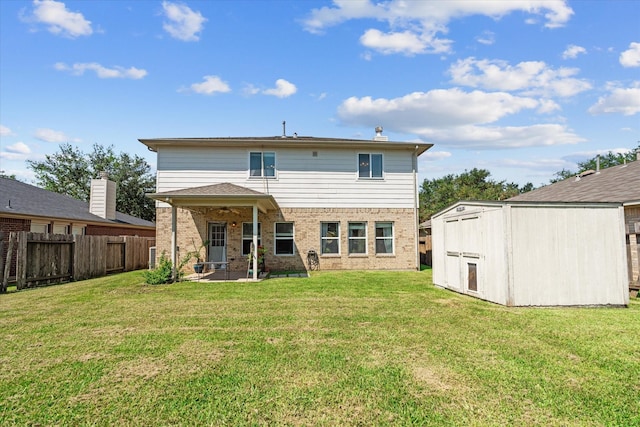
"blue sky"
1,0,639,187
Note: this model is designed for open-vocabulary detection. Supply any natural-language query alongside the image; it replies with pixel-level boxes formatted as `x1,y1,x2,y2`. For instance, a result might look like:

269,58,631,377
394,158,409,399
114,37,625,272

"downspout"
412,146,420,270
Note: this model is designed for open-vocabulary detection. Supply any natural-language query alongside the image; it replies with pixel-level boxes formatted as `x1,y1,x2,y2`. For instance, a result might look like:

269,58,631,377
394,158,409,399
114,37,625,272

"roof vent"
578,169,596,178
373,126,388,141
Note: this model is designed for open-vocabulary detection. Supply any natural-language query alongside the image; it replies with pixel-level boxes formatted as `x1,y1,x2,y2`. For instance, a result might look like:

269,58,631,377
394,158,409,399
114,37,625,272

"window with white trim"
320,222,340,255
242,222,262,256
275,222,294,255
358,153,383,178
30,222,49,233
250,151,276,178
348,222,367,254
375,222,394,254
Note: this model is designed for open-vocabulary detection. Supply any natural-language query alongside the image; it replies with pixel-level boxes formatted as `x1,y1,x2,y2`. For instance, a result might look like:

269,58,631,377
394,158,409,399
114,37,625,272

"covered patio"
147,183,279,281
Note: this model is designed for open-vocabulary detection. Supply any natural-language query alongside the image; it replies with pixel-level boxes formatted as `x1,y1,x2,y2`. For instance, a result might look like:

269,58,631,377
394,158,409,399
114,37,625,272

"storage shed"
431,201,629,307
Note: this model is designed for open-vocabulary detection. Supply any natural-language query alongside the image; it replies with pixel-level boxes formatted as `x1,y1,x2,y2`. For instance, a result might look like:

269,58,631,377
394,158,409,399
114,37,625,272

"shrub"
143,252,174,285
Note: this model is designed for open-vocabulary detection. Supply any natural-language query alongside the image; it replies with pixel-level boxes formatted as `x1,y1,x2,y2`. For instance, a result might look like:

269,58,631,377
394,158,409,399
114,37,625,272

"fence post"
16,232,28,290
1,232,9,293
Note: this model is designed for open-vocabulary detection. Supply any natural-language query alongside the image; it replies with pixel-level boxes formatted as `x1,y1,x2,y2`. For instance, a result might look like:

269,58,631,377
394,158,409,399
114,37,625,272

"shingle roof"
0,177,155,228
509,160,640,204
150,182,266,197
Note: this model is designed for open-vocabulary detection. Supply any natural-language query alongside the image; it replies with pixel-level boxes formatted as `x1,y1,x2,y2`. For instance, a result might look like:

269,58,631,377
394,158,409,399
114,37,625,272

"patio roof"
147,182,278,213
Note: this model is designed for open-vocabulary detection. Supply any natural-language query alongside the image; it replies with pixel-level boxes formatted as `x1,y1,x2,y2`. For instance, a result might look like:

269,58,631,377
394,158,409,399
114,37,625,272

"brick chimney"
89,172,117,220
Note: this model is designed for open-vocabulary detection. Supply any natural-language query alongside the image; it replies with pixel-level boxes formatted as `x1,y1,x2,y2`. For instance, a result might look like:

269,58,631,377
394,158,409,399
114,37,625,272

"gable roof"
0,177,155,228
509,160,640,204
139,135,432,156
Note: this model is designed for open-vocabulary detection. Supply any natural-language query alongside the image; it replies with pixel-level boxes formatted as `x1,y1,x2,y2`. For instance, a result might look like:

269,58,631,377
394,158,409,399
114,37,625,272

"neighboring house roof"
509,160,640,204
139,135,433,156
0,177,155,228
148,182,278,213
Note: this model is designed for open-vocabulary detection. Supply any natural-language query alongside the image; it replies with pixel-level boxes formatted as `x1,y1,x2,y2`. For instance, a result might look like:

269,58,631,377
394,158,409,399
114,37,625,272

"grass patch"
1,270,638,425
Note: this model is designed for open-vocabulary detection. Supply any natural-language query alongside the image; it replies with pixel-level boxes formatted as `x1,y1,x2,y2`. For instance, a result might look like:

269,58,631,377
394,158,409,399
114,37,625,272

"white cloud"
184,75,231,95
562,44,586,59
34,128,67,143
476,31,495,46
27,0,92,38
620,42,640,67
337,88,583,149
0,142,32,160
359,29,449,55
263,79,297,98
588,83,640,116
242,84,260,96
0,125,14,137
302,0,572,55
54,62,147,79
448,57,592,97
422,150,451,161
162,1,206,42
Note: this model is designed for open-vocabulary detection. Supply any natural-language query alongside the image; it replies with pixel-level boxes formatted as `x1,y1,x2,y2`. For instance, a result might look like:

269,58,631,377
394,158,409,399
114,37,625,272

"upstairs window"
358,153,383,179
250,152,276,178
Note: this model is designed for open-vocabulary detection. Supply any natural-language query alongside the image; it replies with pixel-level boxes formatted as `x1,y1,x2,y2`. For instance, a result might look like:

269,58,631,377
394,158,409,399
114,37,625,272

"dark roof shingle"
0,177,155,227
509,160,640,203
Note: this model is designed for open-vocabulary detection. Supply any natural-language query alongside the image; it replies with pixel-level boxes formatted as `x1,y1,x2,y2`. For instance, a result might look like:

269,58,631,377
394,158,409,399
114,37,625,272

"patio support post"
171,204,177,282
252,204,258,280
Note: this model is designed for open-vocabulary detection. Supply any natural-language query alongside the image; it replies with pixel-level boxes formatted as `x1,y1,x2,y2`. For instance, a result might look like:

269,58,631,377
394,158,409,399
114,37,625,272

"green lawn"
1,270,638,426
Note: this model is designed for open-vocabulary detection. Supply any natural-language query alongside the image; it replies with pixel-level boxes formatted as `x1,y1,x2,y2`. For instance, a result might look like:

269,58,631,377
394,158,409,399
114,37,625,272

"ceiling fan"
217,206,240,214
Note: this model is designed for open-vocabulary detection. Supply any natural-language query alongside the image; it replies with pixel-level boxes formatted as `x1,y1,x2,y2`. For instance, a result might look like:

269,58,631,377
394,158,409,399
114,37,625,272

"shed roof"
509,159,640,204
0,177,155,228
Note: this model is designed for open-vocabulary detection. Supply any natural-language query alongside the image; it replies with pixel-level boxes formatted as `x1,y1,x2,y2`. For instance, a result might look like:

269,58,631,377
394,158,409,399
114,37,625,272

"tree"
27,143,156,222
419,168,533,221
550,144,639,183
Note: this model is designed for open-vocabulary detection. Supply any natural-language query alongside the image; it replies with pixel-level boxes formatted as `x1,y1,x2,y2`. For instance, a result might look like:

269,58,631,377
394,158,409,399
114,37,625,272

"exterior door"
208,223,226,264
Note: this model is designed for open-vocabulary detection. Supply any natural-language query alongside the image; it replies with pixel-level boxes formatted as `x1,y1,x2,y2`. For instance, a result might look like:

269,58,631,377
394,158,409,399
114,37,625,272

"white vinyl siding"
155,147,417,208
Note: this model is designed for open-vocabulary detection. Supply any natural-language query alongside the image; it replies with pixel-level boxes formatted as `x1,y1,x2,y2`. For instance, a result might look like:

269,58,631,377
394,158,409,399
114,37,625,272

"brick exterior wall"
0,218,31,278
155,206,418,274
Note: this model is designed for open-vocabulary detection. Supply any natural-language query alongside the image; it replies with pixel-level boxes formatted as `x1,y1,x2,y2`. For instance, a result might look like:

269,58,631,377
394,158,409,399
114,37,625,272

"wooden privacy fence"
419,235,432,266
1,232,155,291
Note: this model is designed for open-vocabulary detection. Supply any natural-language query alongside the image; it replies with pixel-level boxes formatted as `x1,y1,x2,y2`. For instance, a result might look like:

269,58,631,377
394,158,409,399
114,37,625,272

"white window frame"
358,153,383,179
320,222,340,255
241,222,262,256
249,151,277,179
348,222,367,255
274,222,295,256
375,221,394,255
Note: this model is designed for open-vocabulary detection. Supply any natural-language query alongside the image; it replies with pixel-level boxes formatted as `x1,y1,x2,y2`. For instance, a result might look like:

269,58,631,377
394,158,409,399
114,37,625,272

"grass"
0,270,638,426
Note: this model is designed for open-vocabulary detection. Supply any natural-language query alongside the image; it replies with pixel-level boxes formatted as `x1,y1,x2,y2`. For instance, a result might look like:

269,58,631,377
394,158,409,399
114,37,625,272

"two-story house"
141,130,431,279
